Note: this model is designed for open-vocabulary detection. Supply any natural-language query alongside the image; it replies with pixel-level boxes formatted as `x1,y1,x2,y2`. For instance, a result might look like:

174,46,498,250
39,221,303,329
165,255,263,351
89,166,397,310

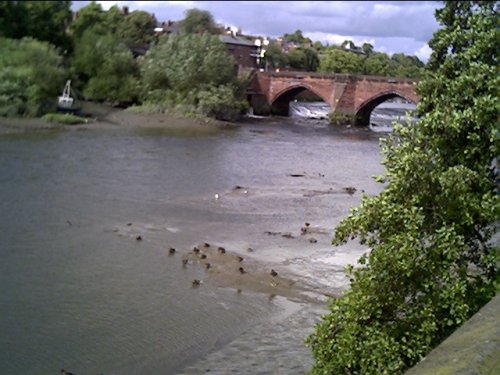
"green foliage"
264,42,289,69
389,53,426,78
181,8,218,35
288,48,320,72
196,85,248,121
72,29,139,104
308,2,498,374
42,113,88,124
318,42,425,78
318,47,364,74
312,41,324,51
117,10,156,45
0,37,65,116
362,42,374,56
0,1,72,51
140,34,245,121
102,5,125,35
283,29,311,44
364,52,391,76
70,1,106,39
328,111,355,126
141,34,234,94
0,1,29,38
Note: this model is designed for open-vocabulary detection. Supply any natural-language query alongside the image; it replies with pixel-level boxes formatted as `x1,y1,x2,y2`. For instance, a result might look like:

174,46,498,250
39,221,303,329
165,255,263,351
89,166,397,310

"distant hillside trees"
318,42,425,78
283,29,312,45
267,32,424,77
288,47,320,71
264,42,289,69
319,46,364,74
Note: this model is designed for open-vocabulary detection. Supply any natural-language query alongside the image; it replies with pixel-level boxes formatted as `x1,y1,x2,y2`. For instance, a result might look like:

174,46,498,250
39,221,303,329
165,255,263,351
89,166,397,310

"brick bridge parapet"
248,71,420,125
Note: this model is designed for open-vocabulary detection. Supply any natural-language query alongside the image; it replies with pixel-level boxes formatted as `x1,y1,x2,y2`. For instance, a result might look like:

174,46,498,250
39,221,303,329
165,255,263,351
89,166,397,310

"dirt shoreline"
0,102,240,133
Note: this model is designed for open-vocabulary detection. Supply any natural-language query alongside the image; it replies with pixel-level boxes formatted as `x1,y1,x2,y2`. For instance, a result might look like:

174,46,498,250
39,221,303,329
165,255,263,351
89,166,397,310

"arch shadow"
271,84,331,116
355,91,416,126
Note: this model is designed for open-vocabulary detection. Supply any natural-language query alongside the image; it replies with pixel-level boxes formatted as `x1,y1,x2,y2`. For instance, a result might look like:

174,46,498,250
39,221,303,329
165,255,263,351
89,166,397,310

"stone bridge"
248,71,420,125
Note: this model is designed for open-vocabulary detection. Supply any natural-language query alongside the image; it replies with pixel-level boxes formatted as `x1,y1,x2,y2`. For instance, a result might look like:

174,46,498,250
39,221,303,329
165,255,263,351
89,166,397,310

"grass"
42,112,89,125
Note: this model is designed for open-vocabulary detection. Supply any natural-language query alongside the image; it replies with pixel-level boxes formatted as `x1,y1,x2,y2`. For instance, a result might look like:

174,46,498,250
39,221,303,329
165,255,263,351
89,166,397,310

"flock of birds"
164,242,280,288
132,221,321,289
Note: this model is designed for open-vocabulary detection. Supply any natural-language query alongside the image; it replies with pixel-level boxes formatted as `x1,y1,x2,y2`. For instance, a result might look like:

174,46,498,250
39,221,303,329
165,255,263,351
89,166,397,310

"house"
219,34,260,73
155,20,181,36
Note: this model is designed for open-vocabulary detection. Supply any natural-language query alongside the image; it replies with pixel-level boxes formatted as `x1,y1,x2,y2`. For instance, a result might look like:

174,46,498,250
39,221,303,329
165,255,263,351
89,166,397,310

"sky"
72,1,442,62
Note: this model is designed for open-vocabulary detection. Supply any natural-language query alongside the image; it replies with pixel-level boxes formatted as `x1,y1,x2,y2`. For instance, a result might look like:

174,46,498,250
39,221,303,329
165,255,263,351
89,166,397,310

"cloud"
372,3,401,18
415,43,432,62
304,32,375,47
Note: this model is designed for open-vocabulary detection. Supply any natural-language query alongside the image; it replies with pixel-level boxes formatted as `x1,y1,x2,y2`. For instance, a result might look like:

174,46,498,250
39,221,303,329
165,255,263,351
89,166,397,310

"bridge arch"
270,84,331,116
354,90,416,126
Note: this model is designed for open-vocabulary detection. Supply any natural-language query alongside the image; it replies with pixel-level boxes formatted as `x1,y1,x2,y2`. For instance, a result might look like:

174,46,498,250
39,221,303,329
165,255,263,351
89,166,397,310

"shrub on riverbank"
308,2,498,374
0,37,65,117
328,111,354,126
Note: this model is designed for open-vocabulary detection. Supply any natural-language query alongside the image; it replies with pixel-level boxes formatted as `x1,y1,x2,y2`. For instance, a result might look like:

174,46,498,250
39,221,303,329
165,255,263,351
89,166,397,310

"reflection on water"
0,116,385,374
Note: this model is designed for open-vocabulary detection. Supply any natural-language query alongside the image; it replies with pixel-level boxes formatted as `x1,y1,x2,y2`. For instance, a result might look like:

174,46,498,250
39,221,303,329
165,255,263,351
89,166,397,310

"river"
0,103,411,374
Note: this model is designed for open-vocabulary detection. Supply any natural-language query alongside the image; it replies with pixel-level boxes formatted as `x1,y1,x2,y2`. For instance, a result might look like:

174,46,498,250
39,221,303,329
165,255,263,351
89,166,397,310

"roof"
219,35,256,47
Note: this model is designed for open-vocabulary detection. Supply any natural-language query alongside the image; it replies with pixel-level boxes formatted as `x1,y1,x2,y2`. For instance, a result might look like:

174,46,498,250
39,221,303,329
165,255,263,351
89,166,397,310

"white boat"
57,80,80,113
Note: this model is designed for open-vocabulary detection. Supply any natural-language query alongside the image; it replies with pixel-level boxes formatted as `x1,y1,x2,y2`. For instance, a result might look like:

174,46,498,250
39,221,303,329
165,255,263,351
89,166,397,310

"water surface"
0,111,390,374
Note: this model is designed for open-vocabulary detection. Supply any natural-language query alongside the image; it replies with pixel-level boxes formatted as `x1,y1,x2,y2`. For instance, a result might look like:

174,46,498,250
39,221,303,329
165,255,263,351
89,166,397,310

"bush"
328,111,354,125
197,85,248,121
0,37,65,116
308,2,498,374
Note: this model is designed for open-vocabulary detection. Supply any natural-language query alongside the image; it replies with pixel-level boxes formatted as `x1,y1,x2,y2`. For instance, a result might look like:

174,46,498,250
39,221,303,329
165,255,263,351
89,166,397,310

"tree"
140,34,246,120
318,47,364,74
389,53,425,78
362,42,374,55
308,1,498,374
341,39,356,50
141,34,234,94
264,42,289,69
0,1,72,51
363,52,391,76
102,5,125,35
288,47,319,72
312,41,324,51
70,1,106,39
0,1,29,39
72,29,139,104
117,10,156,45
0,37,66,116
283,29,311,45
181,8,218,35
84,47,139,104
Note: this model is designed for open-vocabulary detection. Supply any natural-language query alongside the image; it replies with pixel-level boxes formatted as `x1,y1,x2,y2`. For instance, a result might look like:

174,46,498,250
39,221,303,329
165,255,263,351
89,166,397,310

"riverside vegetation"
308,1,498,374
0,2,424,122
